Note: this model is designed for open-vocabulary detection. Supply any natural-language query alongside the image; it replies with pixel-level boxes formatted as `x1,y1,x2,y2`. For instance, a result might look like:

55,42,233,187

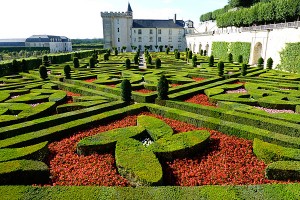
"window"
158,29,161,34
118,28,120,32
138,29,142,34
169,29,172,35
158,37,161,42
149,37,153,42
138,37,142,42
178,36,182,42
117,19,119,24
178,29,182,34
134,30,136,34
168,36,172,42
118,38,120,42
149,29,153,34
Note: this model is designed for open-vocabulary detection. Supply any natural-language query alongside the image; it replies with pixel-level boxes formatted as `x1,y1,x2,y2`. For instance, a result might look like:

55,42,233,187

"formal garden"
0,48,299,199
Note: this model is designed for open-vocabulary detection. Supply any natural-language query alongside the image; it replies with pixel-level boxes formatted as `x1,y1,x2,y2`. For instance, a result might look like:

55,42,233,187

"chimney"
173,14,176,23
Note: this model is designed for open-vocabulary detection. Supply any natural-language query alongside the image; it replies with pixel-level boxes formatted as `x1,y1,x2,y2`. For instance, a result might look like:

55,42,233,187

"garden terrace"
0,51,299,198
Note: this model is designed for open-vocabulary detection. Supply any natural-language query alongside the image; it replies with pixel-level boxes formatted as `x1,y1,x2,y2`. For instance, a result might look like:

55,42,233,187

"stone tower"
101,3,133,51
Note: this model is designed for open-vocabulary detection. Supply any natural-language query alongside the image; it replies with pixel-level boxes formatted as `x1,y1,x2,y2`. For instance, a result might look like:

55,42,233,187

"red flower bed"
171,84,181,87
134,89,153,93
47,112,294,186
85,78,97,83
65,91,81,104
185,94,216,107
192,77,206,82
234,81,246,85
107,85,116,88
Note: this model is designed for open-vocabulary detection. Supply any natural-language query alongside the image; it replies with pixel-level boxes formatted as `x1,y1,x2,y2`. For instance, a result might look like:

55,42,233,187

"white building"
186,20,300,68
25,35,72,53
101,3,194,52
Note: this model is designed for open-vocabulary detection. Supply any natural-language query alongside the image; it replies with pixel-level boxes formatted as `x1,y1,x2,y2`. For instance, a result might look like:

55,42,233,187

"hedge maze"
0,51,299,199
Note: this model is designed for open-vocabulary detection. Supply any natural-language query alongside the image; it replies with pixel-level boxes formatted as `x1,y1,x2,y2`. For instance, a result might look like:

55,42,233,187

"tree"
21,59,28,72
39,65,48,80
228,53,233,63
238,55,243,63
241,63,247,76
134,54,139,65
12,59,19,74
125,58,131,69
258,57,264,69
120,79,132,104
209,55,215,67
64,65,71,79
89,57,95,68
155,58,161,69
218,61,225,76
157,75,169,100
192,55,197,67
73,57,79,68
267,57,273,69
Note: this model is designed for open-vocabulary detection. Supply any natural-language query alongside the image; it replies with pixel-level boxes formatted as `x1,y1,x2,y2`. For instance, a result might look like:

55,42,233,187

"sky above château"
0,0,227,39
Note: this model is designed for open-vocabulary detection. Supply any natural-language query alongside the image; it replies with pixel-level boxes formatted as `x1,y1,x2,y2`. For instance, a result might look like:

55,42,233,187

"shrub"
89,57,95,68
64,65,71,79
258,57,264,69
175,51,180,59
238,55,243,63
106,49,111,56
147,56,152,65
73,57,79,68
43,55,50,66
192,55,197,67
185,51,189,61
104,53,109,61
209,55,214,67
39,65,48,80
134,54,139,65
157,75,169,100
200,49,204,56
166,47,170,55
217,61,225,76
159,45,163,52
267,57,273,69
241,63,247,76
125,58,131,69
203,50,207,56
120,79,132,104
228,53,233,63
21,59,28,72
114,49,118,56
188,50,193,59
12,59,19,74
155,58,161,69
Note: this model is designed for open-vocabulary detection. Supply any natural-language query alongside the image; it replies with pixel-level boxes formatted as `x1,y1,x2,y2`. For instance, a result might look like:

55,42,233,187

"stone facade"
186,21,300,68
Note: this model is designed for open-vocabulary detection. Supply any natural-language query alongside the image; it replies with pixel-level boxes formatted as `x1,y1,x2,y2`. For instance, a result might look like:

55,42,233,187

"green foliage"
106,49,111,56
120,79,132,104
217,61,225,76
89,57,95,68
200,49,204,56
147,56,152,65
73,57,79,68
258,57,264,69
228,53,233,63
157,75,169,100
175,51,180,59
212,42,250,63
212,42,229,61
43,55,49,66
134,54,139,65
192,55,197,67
114,49,118,56
188,50,193,59
266,161,300,180
159,45,163,52
155,58,161,69
125,58,131,69
39,65,48,80
209,55,215,67
21,59,28,72
238,55,243,63
278,43,300,73
203,50,207,56
267,57,273,69
12,59,19,74
241,63,247,76
64,65,71,79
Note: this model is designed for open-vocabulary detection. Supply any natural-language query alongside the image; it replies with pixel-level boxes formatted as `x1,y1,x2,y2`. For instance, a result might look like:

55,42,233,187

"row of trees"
0,50,49,61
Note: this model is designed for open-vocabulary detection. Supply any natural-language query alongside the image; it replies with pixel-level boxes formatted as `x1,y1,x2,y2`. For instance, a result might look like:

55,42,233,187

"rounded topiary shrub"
73,57,79,68
125,58,131,69
217,61,225,76
267,57,273,70
209,55,214,67
39,65,48,80
64,65,71,79
157,75,169,100
155,58,161,69
258,57,264,69
120,79,132,104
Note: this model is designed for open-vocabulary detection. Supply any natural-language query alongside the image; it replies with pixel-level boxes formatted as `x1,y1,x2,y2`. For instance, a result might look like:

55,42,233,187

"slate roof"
127,3,132,12
0,39,26,47
132,19,185,29
26,35,66,43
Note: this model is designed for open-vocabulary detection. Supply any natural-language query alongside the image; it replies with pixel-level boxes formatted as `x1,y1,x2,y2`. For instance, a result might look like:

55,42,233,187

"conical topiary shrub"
120,79,132,104
39,65,48,80
157,75,169,100
155,58,161,69
217,61,225,76
64,65,71,79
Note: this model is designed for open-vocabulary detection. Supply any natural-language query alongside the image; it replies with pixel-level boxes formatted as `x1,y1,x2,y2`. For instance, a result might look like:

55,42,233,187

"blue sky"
0,0,227,39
